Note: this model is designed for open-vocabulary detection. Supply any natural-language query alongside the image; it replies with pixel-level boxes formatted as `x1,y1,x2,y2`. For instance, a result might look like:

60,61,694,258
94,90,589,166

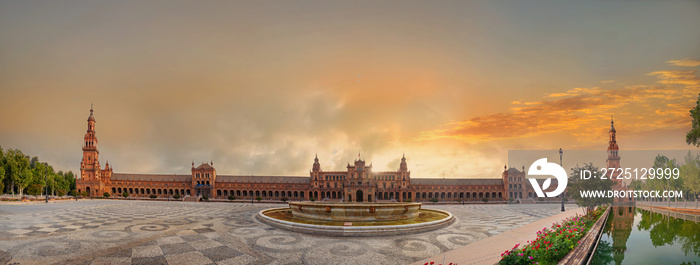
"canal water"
590,206,700,265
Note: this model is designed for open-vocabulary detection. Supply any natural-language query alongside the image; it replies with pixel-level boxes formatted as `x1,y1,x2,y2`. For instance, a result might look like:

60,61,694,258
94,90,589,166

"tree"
629,179,645,191
687,93,700,147
0,146,5,193
122,192,129,198
5,149,28,196
17,168,35,198
680,152,700,200
228,195,236,201
568,163,614,214
650,155,683,201
103,192,110,198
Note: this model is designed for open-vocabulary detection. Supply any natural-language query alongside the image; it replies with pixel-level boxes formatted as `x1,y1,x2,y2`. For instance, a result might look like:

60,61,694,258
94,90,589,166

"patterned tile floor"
0,200,576,264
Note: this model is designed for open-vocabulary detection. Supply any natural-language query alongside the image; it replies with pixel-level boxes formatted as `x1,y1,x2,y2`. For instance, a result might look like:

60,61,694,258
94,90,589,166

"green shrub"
310,197,316,202
429,198,439,203
57,190,66,197
103,192,110,198
173,194,181,200
150,194,157,199
404,199,412,202
69,190,77,197
482,197,489,203
280,197,288,202
228,195,236,201
200,196,209,201
255,196,262,202
122,192,129,198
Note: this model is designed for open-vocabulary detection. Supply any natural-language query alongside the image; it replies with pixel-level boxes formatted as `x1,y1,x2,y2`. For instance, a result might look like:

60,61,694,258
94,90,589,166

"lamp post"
560,148,564,212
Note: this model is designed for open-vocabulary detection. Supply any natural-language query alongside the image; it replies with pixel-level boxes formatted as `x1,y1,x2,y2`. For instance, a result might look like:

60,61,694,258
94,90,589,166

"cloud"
647,70,700,87
666,58,700,67
417,68,698,142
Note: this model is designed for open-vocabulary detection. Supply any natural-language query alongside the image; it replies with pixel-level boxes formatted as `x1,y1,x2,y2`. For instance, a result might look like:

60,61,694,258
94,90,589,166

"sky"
1,1,699,179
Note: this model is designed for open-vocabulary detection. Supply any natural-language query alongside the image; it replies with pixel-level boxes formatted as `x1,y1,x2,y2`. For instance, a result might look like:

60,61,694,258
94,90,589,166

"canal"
590,205,700,265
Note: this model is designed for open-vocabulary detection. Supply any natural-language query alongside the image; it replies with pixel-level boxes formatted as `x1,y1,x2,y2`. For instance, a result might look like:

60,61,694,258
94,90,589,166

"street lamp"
560,148,564,212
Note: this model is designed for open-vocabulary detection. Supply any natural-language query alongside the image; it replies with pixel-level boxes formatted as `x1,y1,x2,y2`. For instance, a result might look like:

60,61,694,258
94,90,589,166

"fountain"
257,202,454,236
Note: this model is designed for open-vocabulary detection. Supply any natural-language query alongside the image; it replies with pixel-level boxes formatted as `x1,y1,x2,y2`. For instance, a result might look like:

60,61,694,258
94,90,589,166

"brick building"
76,107,509,202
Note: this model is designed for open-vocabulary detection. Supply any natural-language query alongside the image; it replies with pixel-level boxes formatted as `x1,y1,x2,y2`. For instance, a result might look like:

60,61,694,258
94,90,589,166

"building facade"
76,108,508,202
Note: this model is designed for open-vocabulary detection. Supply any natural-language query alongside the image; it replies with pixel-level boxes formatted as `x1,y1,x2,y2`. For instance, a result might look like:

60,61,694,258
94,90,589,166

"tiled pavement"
0,200,576,264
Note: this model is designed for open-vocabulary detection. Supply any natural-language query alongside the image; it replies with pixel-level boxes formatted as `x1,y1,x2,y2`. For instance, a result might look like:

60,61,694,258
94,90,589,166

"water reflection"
591,206,700,265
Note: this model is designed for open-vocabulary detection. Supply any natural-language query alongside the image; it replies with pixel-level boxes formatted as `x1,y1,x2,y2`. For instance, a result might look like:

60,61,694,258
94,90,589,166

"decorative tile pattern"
0,200,576,264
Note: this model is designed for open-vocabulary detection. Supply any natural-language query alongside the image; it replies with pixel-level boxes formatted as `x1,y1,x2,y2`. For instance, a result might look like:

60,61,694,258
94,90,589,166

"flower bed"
499,206,607,265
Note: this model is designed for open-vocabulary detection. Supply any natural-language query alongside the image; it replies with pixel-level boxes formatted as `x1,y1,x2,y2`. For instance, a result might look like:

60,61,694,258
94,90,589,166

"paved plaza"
0,200,572,264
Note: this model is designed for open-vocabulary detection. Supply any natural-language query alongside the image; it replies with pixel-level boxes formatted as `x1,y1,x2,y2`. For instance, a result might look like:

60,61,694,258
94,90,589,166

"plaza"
0,200,571,264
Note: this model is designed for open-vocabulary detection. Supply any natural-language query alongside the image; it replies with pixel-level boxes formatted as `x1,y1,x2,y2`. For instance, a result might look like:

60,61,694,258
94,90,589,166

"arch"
300,191,304,199
181,189,185,195
186,189,191,195
408,192,412,199
237,190,241,196
332,192,336,199
498,192,502,198
459,192,464,199
275,191,279,197
243,190,248,196
174,189,179,195
169,189,174,195
492,192,497,199
356,190,364,202
158,189,162,195
118,187,122,193
255,190,260,197
86,187,91,195
294,191,299,198
479,192,483,198
217,190,222,196
129,188,133,194
112,187,116,194
326,191,330,199
262,191,267,197
402,192,406,200
472,192,477,199
141,188,145,194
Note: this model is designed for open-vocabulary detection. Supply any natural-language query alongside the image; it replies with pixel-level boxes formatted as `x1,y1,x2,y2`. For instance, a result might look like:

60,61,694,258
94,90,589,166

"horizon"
1,1,699,178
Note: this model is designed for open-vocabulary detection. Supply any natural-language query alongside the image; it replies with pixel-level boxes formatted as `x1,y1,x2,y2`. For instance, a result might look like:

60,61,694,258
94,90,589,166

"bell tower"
606,116,621,184
81,106,100,182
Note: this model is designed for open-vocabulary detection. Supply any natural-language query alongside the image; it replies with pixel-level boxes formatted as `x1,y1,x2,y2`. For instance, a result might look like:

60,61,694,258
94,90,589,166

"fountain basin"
257,207,454,236
288,201,421,222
